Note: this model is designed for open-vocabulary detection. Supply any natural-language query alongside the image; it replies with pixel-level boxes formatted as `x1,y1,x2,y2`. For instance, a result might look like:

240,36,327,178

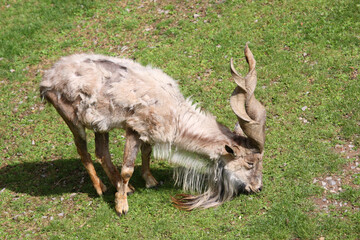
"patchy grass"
1,0,359,239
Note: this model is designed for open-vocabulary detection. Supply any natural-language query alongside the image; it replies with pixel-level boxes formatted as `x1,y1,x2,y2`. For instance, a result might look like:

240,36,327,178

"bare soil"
312,142,359,215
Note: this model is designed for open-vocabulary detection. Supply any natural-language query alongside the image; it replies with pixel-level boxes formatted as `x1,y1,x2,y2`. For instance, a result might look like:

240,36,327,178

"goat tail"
39,86,49,101
40,67,56,101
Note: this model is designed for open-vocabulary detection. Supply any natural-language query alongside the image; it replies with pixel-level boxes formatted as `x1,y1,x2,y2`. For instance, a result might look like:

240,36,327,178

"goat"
40,44,266,216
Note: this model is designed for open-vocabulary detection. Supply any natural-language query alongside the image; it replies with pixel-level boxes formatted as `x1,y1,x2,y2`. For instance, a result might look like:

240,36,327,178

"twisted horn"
230,44,266,152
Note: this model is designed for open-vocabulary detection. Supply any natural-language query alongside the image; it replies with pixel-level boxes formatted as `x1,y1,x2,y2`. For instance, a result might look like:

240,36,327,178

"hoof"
126,184,135,195
116,211,124,217
100,181,107,193
143,174,160,188
115,192,128,216
147,180,164,190
95,180,107,196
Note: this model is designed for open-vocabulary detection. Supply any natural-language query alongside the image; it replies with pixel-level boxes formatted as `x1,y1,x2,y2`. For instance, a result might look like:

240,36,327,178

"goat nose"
258,186,263,192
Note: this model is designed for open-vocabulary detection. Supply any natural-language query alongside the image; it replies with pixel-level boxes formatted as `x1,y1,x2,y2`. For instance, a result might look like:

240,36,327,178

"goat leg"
43,90,106,195
95,132,135,195
115,128,141,216
141,142,159,188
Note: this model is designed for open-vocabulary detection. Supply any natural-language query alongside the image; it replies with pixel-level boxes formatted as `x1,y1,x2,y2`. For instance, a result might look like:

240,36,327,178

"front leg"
115,128,141,216
141,142,159,188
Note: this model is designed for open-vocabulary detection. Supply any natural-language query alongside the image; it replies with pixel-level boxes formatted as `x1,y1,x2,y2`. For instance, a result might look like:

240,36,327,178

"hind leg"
44,91,106,195
141,142,159,188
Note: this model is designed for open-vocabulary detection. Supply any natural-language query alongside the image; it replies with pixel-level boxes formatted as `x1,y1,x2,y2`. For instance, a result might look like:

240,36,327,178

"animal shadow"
0,158,174,207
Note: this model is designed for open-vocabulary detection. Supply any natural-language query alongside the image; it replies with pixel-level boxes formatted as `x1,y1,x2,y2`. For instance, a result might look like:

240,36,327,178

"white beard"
153,143,242,210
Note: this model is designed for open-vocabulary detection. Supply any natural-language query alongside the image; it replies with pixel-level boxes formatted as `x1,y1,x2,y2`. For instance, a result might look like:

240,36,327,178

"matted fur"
40,45,265,212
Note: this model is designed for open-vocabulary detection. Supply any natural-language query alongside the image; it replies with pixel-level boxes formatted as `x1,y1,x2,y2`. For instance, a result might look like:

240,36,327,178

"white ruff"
153,143,214,193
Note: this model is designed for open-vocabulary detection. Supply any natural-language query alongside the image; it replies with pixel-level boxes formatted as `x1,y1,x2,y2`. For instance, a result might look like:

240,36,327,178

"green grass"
1,0,359,239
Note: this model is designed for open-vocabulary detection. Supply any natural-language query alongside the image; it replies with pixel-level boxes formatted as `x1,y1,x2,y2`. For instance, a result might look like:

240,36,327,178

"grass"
1,0,359,239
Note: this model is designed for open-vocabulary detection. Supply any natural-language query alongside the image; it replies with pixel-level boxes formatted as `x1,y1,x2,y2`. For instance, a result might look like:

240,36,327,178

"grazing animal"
40,44,266,216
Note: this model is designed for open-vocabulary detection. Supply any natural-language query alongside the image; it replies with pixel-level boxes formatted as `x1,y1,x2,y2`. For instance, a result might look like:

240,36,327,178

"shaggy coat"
40,45,266,215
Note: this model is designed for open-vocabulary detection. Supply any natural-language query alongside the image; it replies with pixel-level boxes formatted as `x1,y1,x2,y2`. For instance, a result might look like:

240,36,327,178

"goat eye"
246,161,254,169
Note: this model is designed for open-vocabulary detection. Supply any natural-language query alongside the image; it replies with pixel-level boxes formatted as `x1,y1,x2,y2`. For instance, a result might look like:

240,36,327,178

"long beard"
172,160,244,210
153,143,242,210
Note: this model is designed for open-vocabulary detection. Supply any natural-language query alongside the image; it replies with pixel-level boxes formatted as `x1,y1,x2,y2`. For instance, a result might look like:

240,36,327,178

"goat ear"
225,145,237,157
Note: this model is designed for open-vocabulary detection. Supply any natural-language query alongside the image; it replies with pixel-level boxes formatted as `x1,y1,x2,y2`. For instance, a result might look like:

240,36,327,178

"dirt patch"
312,142,359,215
349,67,358,80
